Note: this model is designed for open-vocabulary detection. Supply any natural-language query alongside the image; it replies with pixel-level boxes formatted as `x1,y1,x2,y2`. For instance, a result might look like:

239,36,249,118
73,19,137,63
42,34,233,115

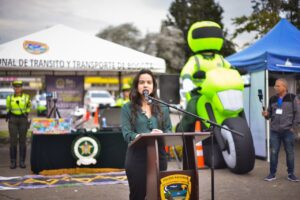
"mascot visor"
192,26,223,39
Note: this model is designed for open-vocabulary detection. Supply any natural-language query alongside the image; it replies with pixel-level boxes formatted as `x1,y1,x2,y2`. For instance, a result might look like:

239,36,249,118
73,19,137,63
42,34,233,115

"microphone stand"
146,95,243,136
145,95,243,200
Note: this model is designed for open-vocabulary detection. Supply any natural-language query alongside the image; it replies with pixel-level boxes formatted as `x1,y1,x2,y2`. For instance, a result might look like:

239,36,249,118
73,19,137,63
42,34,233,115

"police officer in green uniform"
6,80,31,169
116,83,131,107
179,21,231,131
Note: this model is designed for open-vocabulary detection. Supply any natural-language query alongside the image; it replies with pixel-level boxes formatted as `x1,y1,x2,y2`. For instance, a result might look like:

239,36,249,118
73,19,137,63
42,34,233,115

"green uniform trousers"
8,115,28,148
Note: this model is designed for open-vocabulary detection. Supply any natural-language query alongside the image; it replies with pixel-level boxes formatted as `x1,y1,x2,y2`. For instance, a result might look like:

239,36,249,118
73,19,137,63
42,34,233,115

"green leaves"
231,0,300,46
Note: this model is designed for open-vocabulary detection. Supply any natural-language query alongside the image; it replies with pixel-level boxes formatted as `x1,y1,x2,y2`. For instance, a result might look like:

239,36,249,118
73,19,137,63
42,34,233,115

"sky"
0,0,253,50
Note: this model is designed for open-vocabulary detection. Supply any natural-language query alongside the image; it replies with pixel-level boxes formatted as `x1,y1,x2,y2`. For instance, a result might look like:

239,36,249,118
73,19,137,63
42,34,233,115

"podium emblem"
72,136,100,166
160,174,191,200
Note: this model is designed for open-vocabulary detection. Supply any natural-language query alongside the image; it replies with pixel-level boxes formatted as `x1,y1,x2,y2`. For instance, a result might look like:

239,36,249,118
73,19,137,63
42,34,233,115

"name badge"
275,108,283,115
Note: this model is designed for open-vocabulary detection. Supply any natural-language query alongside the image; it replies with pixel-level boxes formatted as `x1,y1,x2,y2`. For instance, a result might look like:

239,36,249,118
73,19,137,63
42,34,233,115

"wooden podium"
129,132,210,200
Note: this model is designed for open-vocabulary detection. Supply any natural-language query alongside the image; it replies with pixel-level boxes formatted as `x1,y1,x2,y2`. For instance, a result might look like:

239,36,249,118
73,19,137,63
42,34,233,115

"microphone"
143,90,152,104
143,89,149,97
258,89,265,110
258,89,263,102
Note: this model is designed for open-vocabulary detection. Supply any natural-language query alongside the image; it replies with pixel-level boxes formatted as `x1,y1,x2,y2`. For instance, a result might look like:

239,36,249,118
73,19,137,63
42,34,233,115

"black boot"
9,146,17,169
19,145,26,168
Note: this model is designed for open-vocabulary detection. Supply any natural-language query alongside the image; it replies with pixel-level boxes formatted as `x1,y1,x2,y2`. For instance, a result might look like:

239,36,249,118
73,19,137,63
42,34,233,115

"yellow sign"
160,174,191,200
85,76,132,84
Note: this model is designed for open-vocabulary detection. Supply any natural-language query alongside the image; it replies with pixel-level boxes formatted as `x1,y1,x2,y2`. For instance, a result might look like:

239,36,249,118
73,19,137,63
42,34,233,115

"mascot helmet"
187,21,224,53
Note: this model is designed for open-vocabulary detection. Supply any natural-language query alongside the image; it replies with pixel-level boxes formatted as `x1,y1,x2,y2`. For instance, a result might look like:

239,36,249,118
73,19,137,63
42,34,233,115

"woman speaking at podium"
121,69,172,200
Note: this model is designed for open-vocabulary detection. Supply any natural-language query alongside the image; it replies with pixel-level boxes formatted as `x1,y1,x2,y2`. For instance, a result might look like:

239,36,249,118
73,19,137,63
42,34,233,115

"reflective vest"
116,98,130,107
6,93,31,115
180,53,231,101
180,53,231,88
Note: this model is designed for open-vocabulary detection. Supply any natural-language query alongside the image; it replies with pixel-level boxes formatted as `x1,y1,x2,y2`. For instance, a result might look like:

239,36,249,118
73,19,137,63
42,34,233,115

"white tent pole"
266,69,270,162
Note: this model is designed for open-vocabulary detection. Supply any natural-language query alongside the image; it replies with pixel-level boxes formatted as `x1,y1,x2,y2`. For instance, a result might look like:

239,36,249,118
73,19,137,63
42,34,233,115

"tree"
282,0,300,27
96,23,141,50
231,0,300,45
139,25,186,73
165,0,235,58
156,25,186,73
167,0,224,38
231,0,281,41
139,33,159,56
96,22,187,73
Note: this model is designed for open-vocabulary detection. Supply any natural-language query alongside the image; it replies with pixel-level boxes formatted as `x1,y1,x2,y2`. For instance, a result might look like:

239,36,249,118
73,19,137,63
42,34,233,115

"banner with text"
0,58,161,72
46,75,84,117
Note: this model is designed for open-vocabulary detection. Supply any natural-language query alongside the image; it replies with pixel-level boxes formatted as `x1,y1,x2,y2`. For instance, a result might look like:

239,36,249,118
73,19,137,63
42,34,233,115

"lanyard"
277,97,283,108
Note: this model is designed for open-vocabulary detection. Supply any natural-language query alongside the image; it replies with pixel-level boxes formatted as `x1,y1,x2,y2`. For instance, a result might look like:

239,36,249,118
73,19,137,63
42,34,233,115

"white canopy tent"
0,24,166,73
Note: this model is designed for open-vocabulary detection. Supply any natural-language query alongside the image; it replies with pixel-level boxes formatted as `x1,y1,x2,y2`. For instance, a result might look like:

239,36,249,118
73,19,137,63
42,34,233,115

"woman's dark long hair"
129,69,163,129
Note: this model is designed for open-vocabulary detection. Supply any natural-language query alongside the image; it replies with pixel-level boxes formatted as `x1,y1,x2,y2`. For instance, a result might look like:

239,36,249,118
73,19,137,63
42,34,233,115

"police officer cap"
12,80,23,87
122,84,131,91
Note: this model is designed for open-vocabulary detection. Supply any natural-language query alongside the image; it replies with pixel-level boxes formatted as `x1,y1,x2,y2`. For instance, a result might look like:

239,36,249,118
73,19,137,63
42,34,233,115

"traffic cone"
94,108,99,126
165,145,169,154
195,120,206,169
196,141,205,169
85,110,90,121
165,145,170,160
195,120,201,132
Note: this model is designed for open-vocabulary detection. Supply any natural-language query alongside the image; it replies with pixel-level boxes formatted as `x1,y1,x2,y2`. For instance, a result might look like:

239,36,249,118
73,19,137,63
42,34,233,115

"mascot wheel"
221,117,255,174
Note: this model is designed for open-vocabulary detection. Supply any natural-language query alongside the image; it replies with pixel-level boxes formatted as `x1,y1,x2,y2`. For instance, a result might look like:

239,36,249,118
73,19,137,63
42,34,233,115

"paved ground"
0,115,300,200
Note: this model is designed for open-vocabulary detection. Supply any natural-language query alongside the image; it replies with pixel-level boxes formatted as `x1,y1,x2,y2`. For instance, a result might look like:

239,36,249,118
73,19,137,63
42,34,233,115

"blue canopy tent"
226,19,300,159
227,18,300,72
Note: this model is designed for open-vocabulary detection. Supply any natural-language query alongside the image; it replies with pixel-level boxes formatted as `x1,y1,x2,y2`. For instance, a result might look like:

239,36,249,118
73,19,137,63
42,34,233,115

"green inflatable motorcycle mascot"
179,21,255,174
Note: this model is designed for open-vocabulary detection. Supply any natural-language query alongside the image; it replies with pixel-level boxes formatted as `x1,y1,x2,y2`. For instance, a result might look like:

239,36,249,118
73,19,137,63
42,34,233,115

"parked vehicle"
32,93,47,116
84,90,116,113
0,88,14,116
